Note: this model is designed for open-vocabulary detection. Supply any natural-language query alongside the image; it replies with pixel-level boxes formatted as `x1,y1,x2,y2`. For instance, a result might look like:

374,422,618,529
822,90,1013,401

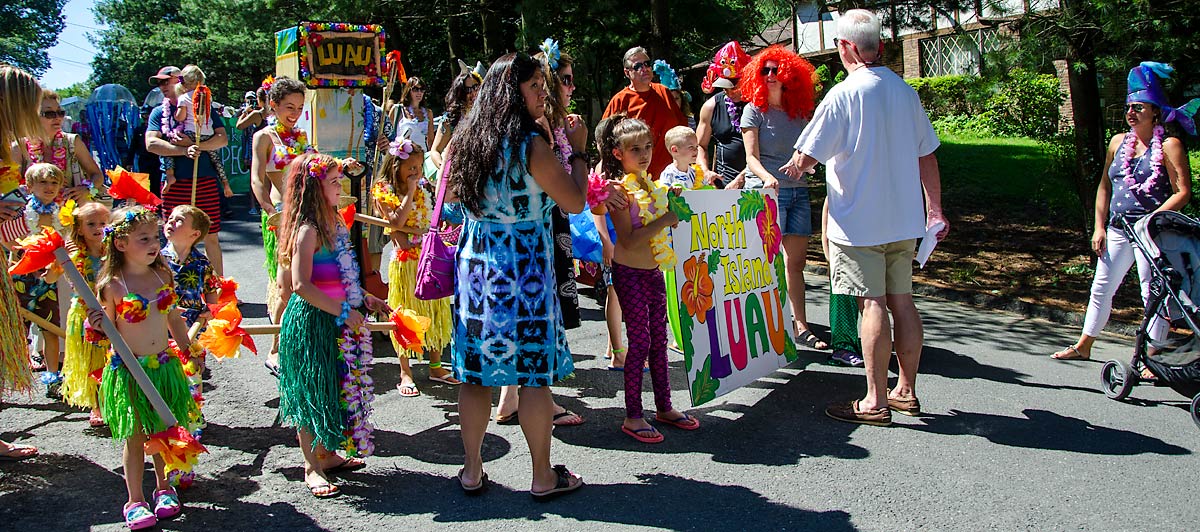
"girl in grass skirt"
276,153,391,498
60,201,111,425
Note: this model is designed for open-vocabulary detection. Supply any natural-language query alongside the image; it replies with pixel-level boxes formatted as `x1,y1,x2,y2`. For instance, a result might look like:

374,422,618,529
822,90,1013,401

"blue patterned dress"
451,134,573,387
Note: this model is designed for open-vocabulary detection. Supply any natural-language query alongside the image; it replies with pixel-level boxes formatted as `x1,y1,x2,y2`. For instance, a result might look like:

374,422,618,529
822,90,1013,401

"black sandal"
457,468,489,496
530,464,583,502
797,330,829,350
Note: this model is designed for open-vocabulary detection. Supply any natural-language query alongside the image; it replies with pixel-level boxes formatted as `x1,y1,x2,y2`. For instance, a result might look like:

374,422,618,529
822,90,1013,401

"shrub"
984,69,1064,141
906,75,988,119
933,114,996,137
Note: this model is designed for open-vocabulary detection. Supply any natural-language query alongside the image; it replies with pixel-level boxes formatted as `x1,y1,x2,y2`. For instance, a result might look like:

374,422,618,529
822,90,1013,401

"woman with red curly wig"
734,45,827,350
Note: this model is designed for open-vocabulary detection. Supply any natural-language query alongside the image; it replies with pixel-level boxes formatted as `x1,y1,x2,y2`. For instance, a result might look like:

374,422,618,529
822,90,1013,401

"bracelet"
334,301,351,326
568,152,589,166
428,361,442,369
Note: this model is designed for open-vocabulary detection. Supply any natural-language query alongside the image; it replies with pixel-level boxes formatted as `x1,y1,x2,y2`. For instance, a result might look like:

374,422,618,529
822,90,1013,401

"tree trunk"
650,0,671,62
1066,44,1104,232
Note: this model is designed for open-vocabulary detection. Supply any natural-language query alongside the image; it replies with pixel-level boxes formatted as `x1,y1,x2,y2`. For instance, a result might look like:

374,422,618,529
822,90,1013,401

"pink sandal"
123,502,157,530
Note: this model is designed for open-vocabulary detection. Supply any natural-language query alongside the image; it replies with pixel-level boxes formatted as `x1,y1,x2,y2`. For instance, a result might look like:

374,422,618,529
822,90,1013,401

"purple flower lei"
726,94,742,133
333,224,374,456
1121,124,1165,194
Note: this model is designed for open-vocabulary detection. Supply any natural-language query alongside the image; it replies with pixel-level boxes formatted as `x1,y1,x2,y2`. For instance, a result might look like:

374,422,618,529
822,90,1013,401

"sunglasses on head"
627,60,652,72
760,66,780,76
40,110,66,119
1126,103,1149,113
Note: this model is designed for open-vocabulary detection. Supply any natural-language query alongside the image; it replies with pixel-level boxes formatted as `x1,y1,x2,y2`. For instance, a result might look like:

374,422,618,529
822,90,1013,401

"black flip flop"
457,469,489,496
531,465,583,502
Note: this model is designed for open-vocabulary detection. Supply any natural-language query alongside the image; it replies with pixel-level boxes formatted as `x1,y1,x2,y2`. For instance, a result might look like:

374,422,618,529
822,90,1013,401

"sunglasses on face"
412,87,425,92
467,84,480,93
760,66,780,77
627,61,652,72
40,110,66,119
1127,103,1148,113
559,74,574,87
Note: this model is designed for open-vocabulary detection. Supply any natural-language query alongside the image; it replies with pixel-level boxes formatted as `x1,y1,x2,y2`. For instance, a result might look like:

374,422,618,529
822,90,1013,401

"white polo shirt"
794,66,939,247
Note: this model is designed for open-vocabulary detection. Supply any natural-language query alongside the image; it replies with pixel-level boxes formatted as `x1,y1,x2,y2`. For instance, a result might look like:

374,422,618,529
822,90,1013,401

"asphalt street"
1,209,1197,531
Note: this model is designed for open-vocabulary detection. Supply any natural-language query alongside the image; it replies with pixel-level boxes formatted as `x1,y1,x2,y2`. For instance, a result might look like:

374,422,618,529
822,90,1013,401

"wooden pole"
19,308,65,338
241,321,395,335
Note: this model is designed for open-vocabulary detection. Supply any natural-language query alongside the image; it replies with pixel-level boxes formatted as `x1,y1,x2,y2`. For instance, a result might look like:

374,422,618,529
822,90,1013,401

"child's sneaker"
123,502,157,530
40,371,63,399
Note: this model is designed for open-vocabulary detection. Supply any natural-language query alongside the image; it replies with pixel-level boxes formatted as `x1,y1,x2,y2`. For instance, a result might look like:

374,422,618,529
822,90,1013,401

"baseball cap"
147,66,181,86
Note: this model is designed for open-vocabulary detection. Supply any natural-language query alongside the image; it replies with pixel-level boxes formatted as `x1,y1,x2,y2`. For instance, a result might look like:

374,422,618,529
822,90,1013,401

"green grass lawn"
937,133,1079,225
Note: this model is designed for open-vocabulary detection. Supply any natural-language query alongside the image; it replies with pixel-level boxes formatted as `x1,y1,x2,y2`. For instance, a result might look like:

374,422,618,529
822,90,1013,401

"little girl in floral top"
373,139,458,396
60,201,111,426
601,115,701,444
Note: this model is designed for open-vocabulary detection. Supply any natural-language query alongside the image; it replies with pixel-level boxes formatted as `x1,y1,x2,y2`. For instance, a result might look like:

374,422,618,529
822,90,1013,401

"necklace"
26,131,68,170
1121,125,1165,195
272,122,312,169
621,171,675,270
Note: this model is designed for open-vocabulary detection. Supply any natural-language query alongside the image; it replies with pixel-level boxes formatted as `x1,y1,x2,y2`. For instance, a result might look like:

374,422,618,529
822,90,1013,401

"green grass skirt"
277,295,352,452
261,210,278,282
99,351,199,440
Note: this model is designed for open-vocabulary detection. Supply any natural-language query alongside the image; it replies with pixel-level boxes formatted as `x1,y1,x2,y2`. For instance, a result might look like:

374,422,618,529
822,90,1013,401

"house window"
919,28,1004,77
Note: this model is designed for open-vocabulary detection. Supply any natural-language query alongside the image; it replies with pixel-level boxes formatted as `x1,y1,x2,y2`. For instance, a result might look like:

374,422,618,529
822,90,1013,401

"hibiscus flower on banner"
668,189,798,406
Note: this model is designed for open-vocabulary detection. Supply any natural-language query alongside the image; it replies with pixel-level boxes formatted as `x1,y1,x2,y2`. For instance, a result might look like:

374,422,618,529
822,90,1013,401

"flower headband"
103,207,157,245
540,38,561,70
458,59,485,83
388,139,415,159
260,75,275,94
306,156,343,181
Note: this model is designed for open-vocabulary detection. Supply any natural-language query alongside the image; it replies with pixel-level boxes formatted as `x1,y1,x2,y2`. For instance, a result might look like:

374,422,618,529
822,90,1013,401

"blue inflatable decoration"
85,84,140,172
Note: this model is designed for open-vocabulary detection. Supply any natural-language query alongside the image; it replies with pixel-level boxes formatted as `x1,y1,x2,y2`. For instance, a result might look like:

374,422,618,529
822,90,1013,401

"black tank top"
709,92,747,183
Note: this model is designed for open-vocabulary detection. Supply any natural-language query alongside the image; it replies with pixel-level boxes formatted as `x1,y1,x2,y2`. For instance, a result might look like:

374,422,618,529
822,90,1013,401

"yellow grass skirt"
387,249,451,358
61,299,110,409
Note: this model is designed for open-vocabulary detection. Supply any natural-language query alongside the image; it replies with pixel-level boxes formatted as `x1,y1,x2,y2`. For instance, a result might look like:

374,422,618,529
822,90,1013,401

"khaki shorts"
829,239,917,298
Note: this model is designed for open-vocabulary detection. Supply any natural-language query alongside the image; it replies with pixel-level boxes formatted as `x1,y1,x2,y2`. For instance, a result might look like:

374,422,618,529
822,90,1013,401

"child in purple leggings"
598,114,701,444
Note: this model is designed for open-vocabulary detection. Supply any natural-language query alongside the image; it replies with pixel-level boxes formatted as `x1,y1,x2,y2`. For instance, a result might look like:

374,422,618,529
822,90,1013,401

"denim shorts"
776,186,812,236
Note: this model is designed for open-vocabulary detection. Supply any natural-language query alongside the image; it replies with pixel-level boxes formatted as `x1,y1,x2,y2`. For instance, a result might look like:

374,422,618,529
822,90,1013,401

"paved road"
1,211,1197,531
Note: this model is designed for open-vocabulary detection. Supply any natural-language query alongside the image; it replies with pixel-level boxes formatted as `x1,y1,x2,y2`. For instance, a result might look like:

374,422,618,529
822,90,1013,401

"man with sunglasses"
603,46,687,177
783,9,948,427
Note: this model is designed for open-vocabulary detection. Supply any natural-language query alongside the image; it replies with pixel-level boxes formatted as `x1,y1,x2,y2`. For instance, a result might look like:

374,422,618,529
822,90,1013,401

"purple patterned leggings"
612,262,672,419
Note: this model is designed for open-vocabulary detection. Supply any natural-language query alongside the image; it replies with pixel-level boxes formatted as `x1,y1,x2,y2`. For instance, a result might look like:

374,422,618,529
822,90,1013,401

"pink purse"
413,160,457,300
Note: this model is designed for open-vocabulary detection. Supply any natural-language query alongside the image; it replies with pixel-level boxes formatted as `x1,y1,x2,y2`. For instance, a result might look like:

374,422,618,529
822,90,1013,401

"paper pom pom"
107,167,161,207
389,307,431,351
144,426,207,476
8,227,64,275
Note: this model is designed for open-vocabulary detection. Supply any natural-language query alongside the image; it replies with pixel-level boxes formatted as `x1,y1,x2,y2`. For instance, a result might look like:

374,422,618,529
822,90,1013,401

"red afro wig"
738,45,818,121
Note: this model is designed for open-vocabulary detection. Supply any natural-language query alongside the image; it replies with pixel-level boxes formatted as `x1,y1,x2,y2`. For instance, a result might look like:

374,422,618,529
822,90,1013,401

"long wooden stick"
266,211,391,229
53,248,177,427
241,321,395,335
19,308,65,338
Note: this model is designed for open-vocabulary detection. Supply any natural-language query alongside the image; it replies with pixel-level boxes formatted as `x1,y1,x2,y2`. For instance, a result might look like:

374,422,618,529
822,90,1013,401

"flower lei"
332,223,374,456
371,180,401,209
273,122,313,169
405,186,430,229
160,100,185,138
552,127,572,171
1121,124,1166,195
24,196,63,235
621,171,676,270
25,131,68,170
586,170,610,208
726,96,742,133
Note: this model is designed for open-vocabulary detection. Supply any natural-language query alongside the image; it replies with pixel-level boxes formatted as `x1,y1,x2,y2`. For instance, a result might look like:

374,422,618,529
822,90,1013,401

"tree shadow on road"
342,469,856,530
913,346,1103,395
554,368,870,465
907,408,1191,455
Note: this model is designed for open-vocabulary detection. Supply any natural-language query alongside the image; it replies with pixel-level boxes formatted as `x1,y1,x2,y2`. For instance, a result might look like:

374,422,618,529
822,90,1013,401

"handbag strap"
430,155,451,229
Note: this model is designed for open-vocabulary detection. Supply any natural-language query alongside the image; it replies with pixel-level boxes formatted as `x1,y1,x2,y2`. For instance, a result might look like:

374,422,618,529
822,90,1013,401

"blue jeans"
776,186,812,236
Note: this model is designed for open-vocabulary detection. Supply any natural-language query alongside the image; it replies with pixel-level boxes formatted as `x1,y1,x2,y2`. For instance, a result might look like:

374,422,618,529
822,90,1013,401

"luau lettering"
700,289,788,379
689,207,746,253
316,41,373,68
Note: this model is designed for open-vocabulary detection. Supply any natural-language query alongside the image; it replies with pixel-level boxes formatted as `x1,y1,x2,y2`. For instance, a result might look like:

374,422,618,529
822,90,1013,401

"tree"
0,0,68,76
55,80,94,99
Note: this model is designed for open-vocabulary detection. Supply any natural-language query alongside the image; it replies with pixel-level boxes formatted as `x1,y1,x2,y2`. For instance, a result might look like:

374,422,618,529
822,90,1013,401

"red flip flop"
621,425,664,443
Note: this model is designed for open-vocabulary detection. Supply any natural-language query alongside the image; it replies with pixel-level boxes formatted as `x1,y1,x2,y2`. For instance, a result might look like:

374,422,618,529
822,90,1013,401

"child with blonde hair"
12,163,67,396
163,65,230,197
659,125,710,189
60,201,111,426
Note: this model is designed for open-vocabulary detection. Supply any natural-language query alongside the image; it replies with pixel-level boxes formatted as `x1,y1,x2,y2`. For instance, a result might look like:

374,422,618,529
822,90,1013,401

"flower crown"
388,139,415,159
260,75,275,94
306,156,343,181
540,38,561,70
103,207,157,245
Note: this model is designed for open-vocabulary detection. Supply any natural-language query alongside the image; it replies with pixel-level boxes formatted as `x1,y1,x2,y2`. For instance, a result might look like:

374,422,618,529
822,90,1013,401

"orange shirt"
603,83,688,177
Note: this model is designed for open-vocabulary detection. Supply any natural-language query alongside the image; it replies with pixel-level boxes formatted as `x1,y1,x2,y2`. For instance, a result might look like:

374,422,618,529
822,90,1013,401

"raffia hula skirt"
99,348,200,440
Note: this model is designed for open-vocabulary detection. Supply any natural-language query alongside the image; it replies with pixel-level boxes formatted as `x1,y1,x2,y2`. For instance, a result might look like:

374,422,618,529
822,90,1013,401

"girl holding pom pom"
94,206,202,529
276,153,391,498
60,201,111,426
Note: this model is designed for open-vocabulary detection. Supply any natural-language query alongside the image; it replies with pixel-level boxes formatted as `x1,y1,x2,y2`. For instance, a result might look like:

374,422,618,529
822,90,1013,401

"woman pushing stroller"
1053,61,1197,368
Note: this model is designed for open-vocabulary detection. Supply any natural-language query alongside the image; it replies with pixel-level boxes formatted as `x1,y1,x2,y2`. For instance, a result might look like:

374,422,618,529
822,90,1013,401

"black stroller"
1100,211,1200,429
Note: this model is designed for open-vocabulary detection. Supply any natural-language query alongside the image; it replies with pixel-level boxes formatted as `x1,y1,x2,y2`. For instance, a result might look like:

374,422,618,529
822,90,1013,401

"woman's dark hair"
444,72,474,130
447,53,547,217
268,76,306,104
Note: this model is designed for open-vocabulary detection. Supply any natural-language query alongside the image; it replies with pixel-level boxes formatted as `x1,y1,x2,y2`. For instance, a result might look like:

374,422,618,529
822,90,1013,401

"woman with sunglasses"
389,77,432,151
734,45,825,350
429,69,481,172
20,89,105,203
1052,62,1195,364
491,39,587,428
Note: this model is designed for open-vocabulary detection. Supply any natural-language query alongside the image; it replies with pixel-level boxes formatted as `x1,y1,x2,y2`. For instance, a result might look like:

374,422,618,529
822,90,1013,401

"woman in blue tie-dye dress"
444,52,589,500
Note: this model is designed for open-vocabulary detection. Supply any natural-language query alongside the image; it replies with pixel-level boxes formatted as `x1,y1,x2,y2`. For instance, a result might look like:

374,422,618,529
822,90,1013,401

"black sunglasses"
40,110,67,119
412,86,425,92
1126,103,1148,113
559,74,574,87
760,66,780,76
627,60,652,72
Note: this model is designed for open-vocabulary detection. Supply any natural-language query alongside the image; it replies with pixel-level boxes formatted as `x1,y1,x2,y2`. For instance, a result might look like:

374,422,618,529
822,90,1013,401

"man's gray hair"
623,46,648,68
837,9,882,61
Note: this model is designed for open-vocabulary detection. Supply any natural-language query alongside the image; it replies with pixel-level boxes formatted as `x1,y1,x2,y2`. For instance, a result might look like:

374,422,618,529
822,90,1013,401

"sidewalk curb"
803,265,1139,338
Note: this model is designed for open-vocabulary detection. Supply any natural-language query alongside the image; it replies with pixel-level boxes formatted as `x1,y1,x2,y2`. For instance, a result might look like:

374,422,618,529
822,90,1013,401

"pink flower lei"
1121,124,1165,194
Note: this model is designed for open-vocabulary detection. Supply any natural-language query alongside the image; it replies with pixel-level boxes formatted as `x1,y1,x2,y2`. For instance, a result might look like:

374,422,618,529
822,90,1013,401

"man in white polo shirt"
783,8,948,426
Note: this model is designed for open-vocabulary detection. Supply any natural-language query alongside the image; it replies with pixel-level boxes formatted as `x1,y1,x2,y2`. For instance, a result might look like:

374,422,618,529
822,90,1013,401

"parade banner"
295,22,386,88
214,114,250,194
671,189,798,406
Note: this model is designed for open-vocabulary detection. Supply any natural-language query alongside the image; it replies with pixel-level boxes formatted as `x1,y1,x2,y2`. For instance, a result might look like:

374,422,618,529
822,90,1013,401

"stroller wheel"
1101,360,1136,400
1192,394,1200,431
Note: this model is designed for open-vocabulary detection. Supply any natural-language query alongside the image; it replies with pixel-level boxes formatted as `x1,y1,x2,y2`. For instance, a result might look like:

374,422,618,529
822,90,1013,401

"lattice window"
920,28,1005,77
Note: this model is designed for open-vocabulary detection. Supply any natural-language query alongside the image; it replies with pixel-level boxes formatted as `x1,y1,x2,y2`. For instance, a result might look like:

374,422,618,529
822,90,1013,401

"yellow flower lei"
621,171,675,270
405,186,431,230
690,164,708,190
372,180,401,209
